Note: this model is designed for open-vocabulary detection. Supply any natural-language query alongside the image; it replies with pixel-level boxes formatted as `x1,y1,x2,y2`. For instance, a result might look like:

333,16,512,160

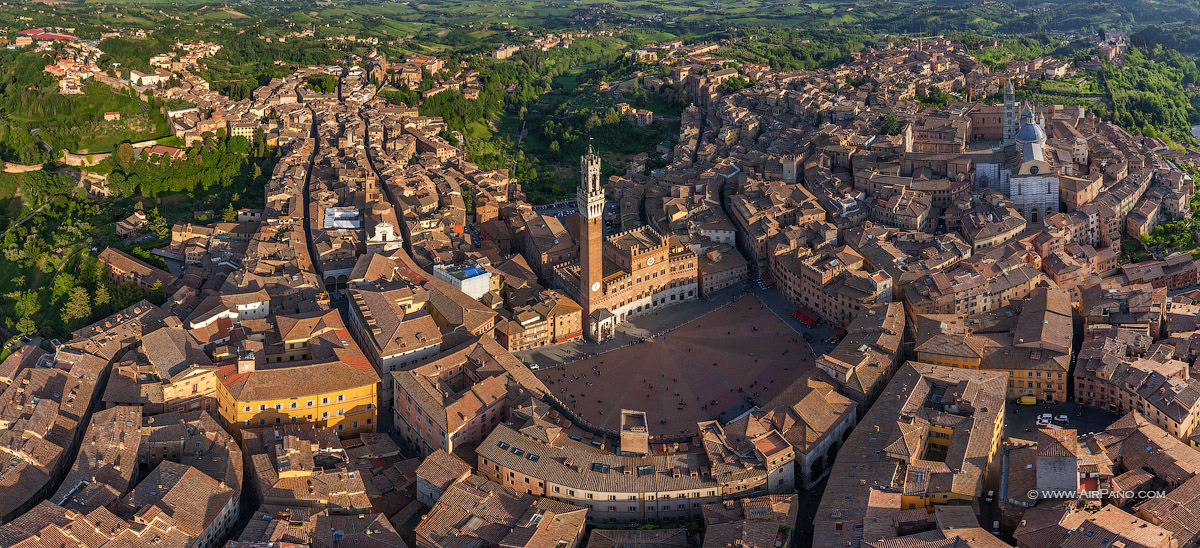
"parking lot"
1003,401,1119,439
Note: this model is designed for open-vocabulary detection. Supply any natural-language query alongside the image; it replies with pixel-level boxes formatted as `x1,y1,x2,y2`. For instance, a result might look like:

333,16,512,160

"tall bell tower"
578,143,605,337
1003,80,1017,146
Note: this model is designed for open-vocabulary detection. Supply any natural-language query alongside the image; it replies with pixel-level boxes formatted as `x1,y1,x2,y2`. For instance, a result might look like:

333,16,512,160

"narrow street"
299,108,322,285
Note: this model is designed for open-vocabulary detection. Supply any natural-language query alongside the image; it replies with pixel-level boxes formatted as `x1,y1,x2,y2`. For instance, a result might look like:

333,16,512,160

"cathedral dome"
1015,104,1046,144
1016,118,1046,144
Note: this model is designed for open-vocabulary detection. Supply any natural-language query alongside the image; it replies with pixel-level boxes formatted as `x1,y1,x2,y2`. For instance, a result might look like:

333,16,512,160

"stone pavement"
516,281,842,368
533,294,816,438
515,282,755,367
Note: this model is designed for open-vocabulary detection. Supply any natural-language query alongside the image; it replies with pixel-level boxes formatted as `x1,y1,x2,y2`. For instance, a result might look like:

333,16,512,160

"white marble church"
976,82,1060,224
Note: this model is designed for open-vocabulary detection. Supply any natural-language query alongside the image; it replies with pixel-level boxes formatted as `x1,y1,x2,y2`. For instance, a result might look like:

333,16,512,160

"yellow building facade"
216,356,379,438
895,405,1005,511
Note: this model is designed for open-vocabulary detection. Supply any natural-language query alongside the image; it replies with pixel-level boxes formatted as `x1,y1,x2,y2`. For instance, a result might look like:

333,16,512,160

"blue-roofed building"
432,261,493,299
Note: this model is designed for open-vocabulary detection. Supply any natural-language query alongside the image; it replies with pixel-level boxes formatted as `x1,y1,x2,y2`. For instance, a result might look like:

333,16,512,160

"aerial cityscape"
0,0,1199,547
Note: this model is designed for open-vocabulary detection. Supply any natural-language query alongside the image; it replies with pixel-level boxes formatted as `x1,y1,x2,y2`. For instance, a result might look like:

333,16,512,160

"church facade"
976,82,1060,224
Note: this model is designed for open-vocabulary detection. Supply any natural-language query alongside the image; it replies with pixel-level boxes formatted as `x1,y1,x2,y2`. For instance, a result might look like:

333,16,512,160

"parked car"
1017,395,1036,405
986,490,994,503
1055,415,1070,423
992,521,1000,535
1038,413,1053,421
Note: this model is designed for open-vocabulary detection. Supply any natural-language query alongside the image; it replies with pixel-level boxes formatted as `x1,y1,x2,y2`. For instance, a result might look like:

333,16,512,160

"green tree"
438,129,460,147
253,127,266,156
15,316,36,335
14,291,39,319
147,208,168,238
917,87,952,108
61,286,91,324
306,74,338,94
94,284,111,307
21,170,73,204
881,112,901,135
222,203,238,222
52,273,76,299
117,142,135,170
721,76,754,94
149,280,165,305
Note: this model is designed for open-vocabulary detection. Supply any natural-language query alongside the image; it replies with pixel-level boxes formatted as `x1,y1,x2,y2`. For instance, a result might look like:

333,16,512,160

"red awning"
792,308,818,327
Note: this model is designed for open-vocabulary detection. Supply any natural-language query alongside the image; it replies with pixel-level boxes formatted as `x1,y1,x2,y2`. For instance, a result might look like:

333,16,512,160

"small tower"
781,155,800,185
236,349,256,375
1002,80,1017,146
578,142,605,339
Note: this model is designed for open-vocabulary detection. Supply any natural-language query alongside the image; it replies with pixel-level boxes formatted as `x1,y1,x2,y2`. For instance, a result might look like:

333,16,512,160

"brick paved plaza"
534,295,814,438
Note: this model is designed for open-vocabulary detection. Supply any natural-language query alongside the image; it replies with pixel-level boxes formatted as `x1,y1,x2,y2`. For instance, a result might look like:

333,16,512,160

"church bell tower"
1003,80,1017,146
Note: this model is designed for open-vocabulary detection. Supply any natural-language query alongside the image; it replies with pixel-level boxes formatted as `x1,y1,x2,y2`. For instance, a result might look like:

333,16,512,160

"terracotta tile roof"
141,410,243,492
479,421,719,495
719,371,855,458
241,425,381,513
813,362,1007,548
97,247,177,288
1099,412,1200,486
701,495,798,548
393,336,545,433
51,406,142,513
141,327,214,380
585,528,691,548
116,460,234,538
0,346,47,385
416,449,472,492
1134,474,1200,546
218,351,379,402
415,474,585,548
1060,505,1173,548
1037,428,1082,458
311,512,407,547
349,284,442,356
424,276,498,335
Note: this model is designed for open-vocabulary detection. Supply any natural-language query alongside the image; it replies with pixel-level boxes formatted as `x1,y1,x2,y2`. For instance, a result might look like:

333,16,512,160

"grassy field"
3,0,1198,42
1016,76,1106,107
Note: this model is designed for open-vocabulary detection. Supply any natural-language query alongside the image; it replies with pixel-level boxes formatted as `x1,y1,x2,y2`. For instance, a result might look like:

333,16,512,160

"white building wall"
432,267,491,299
609,282,698,323
236,300,269,320
1011,174,1059,223
378,343,442,410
